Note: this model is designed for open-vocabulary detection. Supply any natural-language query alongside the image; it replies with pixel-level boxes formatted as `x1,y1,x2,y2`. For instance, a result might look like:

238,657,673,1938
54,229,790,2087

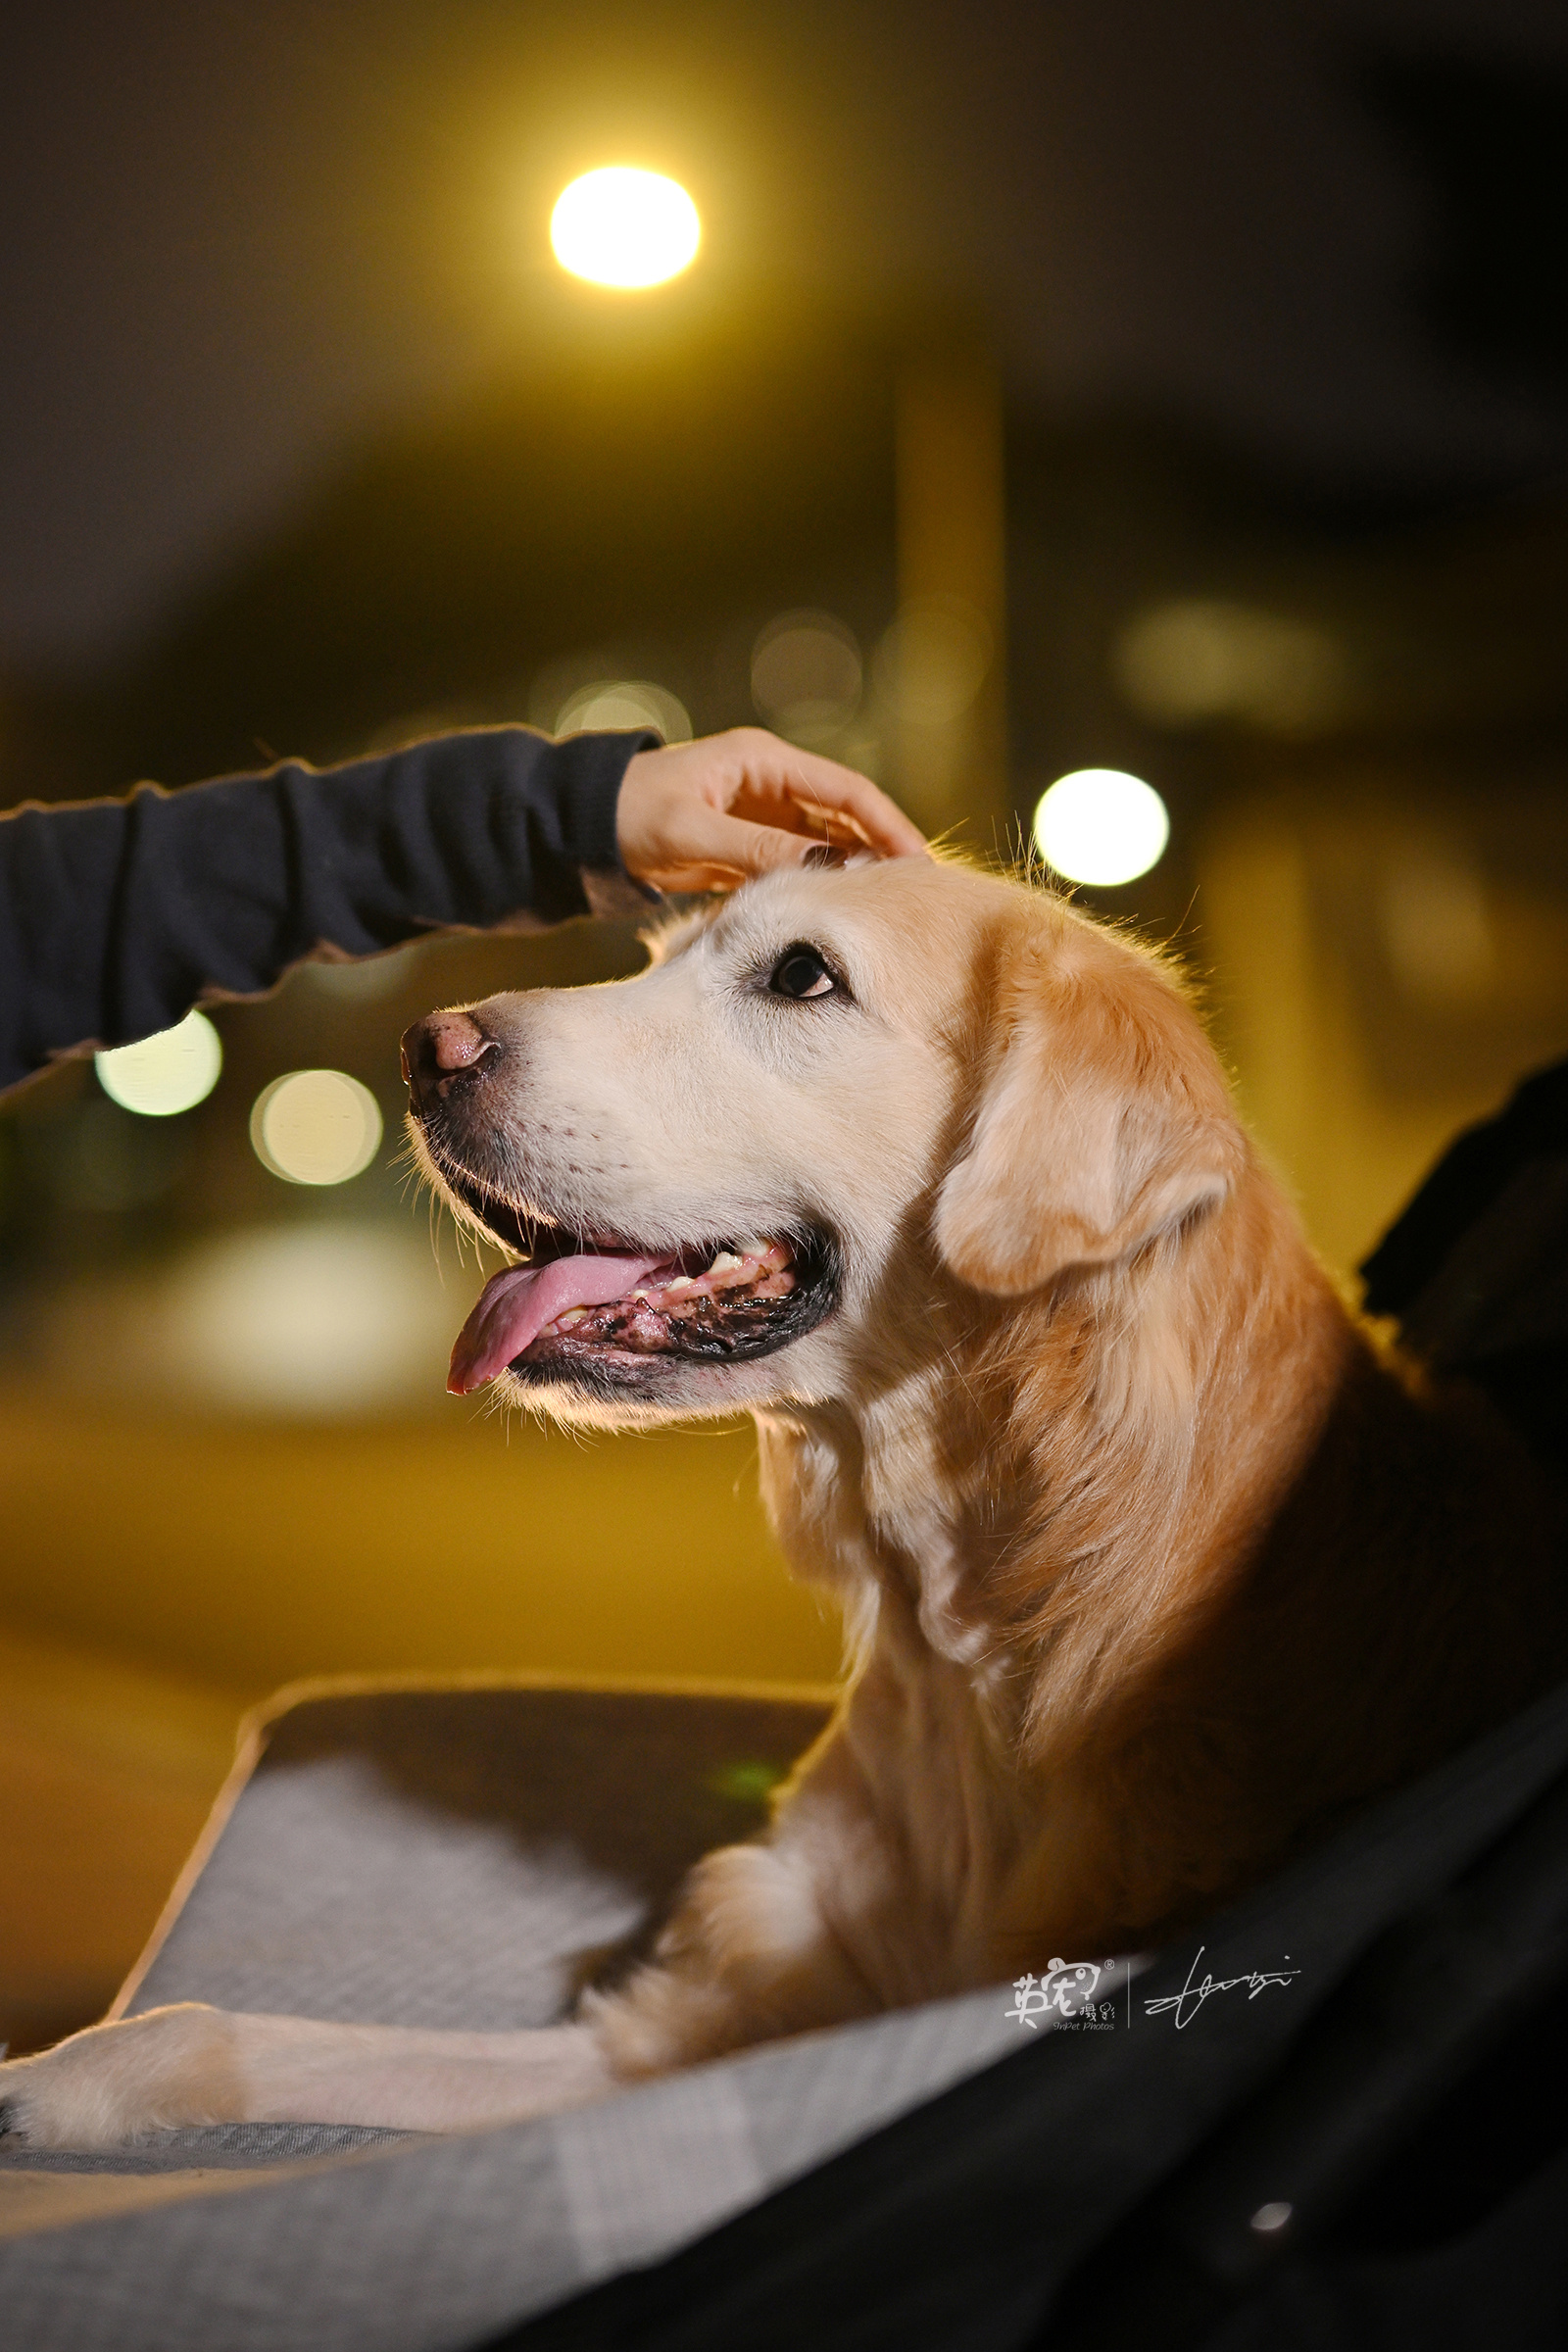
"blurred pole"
890,346,1008,842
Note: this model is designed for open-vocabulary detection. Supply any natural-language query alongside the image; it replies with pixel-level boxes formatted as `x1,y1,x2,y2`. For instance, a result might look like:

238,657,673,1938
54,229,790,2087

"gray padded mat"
129,1685,833,2028
0,1681,1055,2351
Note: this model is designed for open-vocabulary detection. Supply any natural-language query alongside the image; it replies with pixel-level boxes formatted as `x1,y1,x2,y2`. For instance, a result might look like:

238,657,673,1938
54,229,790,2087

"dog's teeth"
666,1274,695,1295
557,1308,588,1327
710,1250,743,1274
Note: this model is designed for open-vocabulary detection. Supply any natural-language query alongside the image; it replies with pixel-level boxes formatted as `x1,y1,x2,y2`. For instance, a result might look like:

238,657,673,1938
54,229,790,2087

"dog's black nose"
401,1010,496,1115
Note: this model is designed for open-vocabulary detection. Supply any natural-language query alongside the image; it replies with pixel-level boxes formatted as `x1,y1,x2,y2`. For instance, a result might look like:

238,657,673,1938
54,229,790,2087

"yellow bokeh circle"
250,1069,383,1187
95,1010,222,1117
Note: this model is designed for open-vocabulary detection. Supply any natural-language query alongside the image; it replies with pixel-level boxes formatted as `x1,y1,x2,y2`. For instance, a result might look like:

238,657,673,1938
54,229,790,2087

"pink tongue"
448,1251,671,1394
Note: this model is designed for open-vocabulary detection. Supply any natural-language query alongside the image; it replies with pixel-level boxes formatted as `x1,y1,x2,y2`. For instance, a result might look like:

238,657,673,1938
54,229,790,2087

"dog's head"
403,858,1242,1425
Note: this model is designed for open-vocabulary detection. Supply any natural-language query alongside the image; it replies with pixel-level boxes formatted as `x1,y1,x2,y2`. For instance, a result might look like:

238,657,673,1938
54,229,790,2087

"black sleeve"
0,724,659,1095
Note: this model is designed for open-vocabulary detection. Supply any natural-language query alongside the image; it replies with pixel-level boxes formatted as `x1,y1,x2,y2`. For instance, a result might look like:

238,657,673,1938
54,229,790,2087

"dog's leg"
0,1807,887,2148
0,2006,613,2149
586,1839,883,2079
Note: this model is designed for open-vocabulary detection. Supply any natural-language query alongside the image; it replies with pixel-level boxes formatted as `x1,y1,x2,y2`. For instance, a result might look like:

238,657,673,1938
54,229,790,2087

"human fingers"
623,804,842,895
727,738,928,860
616,733,926,891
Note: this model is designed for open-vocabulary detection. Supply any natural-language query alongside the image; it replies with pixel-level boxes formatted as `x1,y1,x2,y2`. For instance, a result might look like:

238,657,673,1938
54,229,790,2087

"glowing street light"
550,167,701,289
1032,769,1169,888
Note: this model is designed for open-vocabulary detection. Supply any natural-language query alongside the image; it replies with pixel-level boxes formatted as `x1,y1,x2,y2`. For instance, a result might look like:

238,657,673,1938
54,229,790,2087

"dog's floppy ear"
934,925,1240,1296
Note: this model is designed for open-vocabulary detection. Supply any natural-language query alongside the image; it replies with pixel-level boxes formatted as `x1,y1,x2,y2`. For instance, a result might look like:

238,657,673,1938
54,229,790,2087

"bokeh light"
1033,769,1170,887
554,678,692,741
751,612,862,740
250,1069,383,1187
872,595,993,727
144,1225,457,1416
95,1009,222,1117
550,168,701,289
1380,848,1497,1010
1113,599,1347,736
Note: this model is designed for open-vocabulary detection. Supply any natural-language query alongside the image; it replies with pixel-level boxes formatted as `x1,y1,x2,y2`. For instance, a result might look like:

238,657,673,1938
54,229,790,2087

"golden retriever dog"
4,854,1564,2147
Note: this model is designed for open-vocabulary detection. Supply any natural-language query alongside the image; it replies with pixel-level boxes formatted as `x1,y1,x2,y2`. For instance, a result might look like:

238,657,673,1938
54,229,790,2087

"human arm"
0,725,652,1095
0,723,925,1097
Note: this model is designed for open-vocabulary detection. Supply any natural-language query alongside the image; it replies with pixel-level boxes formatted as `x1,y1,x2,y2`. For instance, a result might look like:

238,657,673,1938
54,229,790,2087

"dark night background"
3,1,1566,681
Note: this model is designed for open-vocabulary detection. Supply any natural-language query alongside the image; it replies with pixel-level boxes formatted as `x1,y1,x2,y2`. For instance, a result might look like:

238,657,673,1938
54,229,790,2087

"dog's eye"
768,945,837,1001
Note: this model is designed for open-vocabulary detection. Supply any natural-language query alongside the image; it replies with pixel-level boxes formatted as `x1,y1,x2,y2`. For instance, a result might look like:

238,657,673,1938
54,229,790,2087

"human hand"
616,729,926,894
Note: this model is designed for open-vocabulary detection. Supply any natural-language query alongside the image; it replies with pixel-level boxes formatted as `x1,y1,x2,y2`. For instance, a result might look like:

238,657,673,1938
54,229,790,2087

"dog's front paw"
0,2005,245,2150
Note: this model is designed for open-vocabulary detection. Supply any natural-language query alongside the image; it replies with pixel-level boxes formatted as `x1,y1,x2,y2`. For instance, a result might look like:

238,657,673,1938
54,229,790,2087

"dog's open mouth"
441,1178,837,1394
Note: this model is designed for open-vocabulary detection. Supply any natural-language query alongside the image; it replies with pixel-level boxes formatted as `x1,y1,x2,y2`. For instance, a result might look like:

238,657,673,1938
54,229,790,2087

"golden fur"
4,856,1562,2143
